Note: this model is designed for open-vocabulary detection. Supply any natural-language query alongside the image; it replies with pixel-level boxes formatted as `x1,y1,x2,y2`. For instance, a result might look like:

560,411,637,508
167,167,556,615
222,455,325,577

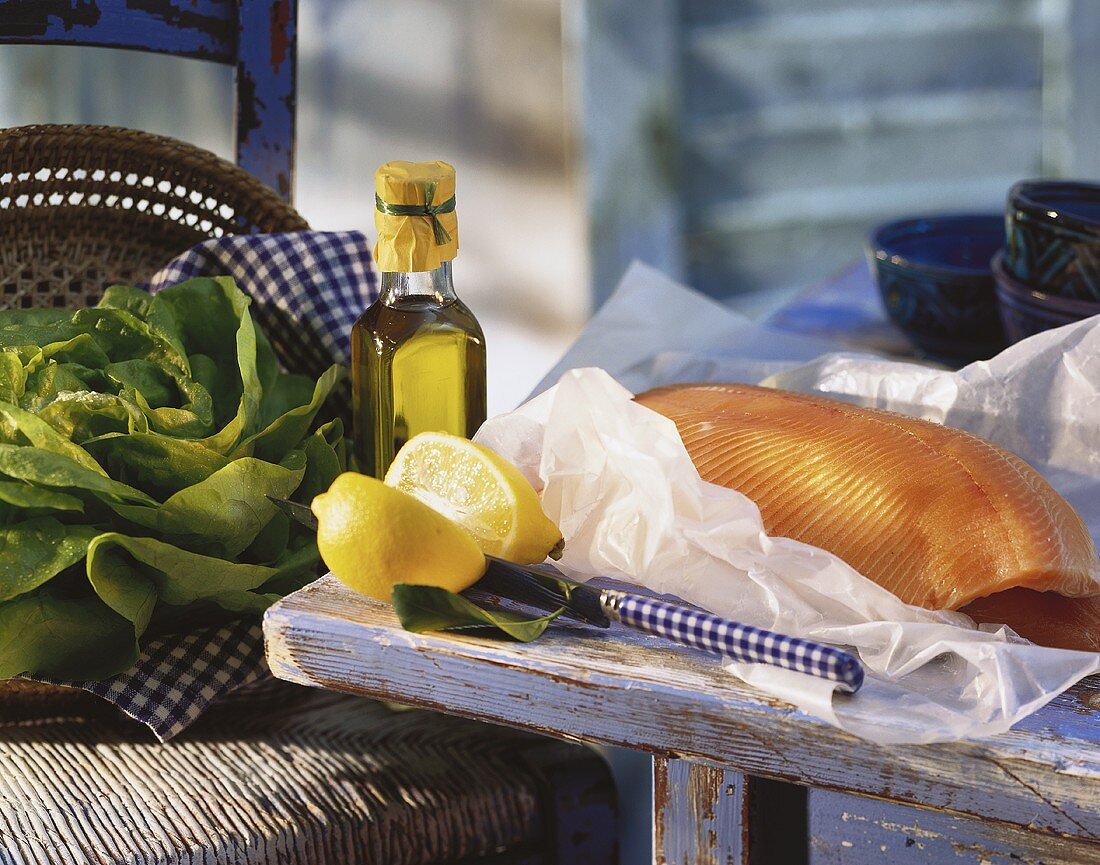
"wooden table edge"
263,576,1100,845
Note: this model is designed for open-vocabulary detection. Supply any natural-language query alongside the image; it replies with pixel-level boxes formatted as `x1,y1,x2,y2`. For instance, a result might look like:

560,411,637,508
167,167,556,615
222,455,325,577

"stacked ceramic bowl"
868,180,1100,365
867,214,1007,365
995,180,1100,342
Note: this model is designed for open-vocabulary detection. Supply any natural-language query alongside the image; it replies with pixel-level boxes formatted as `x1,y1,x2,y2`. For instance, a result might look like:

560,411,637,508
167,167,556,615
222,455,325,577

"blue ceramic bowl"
1005,179,1100,302
867,214,1007,365
992,251,1100,344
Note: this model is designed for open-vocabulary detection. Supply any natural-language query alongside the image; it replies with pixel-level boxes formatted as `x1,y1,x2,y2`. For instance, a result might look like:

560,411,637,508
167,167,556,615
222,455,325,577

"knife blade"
269,496,318,530
483,555,864,694
480,556,611,627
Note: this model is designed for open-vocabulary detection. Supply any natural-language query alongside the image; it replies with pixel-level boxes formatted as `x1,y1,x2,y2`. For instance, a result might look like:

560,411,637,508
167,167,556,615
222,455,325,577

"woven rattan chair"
0,122,310,719
0,681,617,864
0,124,308,308
0,124,618,864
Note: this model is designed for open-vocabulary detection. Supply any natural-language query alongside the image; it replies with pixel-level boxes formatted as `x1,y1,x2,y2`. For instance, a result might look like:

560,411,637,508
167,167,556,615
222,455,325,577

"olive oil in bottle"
353,160,487,477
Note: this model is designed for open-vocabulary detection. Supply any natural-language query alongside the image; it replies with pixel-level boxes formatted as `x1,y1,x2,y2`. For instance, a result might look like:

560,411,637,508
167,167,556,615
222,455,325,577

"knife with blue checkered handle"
481,556,865,694
264,498,864,694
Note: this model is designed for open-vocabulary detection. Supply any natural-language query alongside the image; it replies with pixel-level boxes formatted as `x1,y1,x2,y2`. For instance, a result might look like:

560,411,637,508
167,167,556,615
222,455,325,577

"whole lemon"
312,472,486,601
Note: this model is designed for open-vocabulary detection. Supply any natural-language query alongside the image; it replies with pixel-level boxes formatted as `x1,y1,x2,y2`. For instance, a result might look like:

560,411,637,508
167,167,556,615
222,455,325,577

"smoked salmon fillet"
635,384,1100,634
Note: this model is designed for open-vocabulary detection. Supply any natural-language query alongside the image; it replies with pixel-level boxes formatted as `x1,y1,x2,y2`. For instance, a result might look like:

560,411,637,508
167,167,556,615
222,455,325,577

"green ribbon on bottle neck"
375,181,456,246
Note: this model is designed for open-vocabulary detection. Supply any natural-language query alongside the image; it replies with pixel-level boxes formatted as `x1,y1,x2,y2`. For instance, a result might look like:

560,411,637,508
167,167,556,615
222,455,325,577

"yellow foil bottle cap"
373,160,459,273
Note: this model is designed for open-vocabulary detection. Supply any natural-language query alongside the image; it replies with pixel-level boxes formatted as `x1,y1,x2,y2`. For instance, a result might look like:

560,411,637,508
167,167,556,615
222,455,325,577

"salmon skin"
636,384,1100,641
961,589,1100,652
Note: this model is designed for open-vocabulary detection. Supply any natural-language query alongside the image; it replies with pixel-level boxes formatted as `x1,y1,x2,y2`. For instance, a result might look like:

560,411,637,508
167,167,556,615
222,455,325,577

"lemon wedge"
385,432,564,564
312,472,486,601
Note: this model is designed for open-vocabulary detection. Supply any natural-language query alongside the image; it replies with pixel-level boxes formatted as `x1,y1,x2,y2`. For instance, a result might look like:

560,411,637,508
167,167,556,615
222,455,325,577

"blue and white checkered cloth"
34,621,268,742
25,231,378,741
150,230,378,376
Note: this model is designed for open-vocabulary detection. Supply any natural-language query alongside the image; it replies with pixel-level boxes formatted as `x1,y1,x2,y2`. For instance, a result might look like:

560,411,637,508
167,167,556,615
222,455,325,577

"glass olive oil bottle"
353,161,486,477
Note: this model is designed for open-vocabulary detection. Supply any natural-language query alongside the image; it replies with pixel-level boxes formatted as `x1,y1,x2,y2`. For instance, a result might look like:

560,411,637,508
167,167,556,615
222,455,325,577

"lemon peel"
312,471,485,601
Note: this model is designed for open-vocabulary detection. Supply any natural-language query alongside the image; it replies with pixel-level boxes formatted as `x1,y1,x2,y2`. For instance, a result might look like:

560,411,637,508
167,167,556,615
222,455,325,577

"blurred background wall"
7,0,1100,389
581,0,1100,313
0,0,587,416
5,0,1100,380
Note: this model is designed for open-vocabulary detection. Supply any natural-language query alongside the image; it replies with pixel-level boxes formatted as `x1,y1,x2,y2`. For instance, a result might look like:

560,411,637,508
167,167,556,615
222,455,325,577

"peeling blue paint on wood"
655,760,748,865
810,790,1100,864
654,760,812,865
263,576,1100,847
0,0,234,61
235,0,295,200
0,0,296,201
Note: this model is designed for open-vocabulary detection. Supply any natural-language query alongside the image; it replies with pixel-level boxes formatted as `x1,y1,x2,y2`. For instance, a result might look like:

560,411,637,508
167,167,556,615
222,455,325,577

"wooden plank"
263,577,1100,845
682,172,1017,297
654,760,748,865
690,88,1038,143
687,1,1040,43
684,174,1011,299
697,177,1015,234
809,790,1100,864
684,107,1040,208
0,1,295,200
654,760,809,865
0,0,234,62
682,0,953,27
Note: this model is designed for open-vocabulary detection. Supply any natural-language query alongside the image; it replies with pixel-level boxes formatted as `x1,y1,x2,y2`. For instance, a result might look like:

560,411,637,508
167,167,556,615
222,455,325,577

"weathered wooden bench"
266,575,1100,865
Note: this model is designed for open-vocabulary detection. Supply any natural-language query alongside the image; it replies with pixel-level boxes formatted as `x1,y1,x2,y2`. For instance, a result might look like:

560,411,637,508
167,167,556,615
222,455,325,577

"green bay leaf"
391,583,564,642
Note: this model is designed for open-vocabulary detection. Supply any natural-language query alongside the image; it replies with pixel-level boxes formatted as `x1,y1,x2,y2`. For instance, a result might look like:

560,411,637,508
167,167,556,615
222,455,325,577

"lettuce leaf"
113,453,306,556
0,276,342,679
237,364,343,462
0,481,83,513
0,591,136,680
0,443,156,505
0,519,100,603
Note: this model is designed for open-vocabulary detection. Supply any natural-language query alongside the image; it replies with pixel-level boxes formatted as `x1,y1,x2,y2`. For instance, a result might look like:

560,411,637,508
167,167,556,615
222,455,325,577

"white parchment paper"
475,262,1100,744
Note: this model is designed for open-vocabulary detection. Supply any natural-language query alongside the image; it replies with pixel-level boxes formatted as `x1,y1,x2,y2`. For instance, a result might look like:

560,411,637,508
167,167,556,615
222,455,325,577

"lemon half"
385,432,564,564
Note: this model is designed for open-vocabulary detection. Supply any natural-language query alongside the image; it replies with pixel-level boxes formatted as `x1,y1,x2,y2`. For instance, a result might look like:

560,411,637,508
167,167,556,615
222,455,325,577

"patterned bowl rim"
1008,179,1100,237
867,213,1003,280
991,251,1100,315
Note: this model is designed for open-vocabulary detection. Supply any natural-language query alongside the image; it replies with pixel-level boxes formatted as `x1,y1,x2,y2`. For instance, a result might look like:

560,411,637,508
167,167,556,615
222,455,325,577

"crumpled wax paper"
474,262,1100,744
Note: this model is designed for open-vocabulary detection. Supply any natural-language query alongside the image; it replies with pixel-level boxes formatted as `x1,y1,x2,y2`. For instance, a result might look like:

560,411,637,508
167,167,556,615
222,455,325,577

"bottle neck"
379,262,456,305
